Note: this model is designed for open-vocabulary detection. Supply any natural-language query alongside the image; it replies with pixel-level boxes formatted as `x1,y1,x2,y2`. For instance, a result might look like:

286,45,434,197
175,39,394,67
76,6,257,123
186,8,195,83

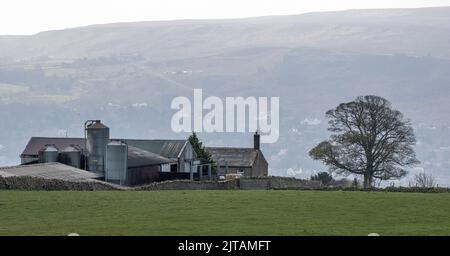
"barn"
19,120,197,186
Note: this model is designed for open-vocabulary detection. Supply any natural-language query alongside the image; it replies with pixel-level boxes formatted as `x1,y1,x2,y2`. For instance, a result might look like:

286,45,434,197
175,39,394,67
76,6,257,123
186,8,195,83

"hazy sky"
1,0,450,35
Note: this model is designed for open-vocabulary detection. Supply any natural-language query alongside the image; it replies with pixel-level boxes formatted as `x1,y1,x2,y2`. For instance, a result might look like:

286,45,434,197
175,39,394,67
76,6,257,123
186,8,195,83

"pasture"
0,190,449,235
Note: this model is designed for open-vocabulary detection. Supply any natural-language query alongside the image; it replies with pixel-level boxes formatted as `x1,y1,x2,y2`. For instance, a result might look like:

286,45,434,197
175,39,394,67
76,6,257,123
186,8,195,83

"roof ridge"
125,139,186,141
206,146,255,150
28,137,186,141
30,136,85,139
0,162,60,170
127,145,168,157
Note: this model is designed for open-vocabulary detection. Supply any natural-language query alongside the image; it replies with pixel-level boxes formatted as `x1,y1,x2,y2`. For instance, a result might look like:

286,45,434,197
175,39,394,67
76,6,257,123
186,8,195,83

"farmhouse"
206,132,268,177
11,120,269,186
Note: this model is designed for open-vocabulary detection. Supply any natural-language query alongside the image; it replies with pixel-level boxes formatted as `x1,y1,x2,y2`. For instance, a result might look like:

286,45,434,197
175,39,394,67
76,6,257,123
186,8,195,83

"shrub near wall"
0,176,122,191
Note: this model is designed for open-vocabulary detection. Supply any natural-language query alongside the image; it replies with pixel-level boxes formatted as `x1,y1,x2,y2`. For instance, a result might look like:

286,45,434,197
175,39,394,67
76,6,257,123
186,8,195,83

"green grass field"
1,190,449,236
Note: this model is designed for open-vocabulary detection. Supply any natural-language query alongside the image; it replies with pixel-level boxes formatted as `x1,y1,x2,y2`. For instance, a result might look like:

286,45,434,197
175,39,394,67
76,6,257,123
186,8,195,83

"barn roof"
21,137,188,159
206,147,259,167
21,137,86,156
0,162,102,181
127,146,175,168
125,139,188,159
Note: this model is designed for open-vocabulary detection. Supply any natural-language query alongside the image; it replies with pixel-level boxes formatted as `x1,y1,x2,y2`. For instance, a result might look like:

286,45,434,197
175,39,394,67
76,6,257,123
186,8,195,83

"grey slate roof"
127,146,175,168
206,147,259,167
0,162,102,181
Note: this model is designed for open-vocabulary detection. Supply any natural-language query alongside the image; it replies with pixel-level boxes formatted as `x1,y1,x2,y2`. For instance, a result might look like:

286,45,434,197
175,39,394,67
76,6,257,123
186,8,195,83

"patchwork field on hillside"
1,190,449,235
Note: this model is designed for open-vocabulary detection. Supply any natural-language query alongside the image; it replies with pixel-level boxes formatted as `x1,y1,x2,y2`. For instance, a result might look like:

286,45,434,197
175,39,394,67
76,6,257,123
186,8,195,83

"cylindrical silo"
86,120,110,173
38,144,59,163
105,140,128,185
61,145,81,169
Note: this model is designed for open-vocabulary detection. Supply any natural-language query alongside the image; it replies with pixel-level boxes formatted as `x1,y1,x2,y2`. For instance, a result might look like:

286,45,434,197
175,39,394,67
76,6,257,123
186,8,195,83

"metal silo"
38,144,59,163
61,145,81,169
85,120,110,173
105,140,128,185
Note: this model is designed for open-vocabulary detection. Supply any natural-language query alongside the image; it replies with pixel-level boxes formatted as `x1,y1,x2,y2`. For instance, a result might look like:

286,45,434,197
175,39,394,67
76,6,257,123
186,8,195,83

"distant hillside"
1,7,450,59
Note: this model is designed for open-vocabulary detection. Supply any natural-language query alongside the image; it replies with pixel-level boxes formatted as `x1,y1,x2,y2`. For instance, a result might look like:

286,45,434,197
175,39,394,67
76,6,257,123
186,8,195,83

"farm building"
13,120,269,186
0,162,102,182
18,120,197,186
206,132,268,177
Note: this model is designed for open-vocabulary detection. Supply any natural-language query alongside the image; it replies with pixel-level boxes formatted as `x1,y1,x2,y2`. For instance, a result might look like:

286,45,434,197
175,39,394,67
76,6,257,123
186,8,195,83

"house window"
170,164,178,173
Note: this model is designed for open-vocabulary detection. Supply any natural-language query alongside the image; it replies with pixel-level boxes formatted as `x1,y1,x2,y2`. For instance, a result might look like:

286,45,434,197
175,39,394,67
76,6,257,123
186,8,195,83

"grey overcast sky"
1,0,450,35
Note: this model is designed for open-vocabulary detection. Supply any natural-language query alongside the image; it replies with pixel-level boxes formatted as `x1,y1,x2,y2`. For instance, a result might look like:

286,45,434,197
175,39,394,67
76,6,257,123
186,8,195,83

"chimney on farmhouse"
254,131,260,151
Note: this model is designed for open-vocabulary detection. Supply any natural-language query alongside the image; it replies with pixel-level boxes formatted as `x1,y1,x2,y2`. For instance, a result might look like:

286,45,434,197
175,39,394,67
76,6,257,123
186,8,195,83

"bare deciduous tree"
309,95,419,189
414,172,436,188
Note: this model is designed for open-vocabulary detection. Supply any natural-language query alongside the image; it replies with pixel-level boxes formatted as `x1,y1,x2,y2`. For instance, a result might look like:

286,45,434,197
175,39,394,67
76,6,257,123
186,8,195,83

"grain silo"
85,120,110,173
38,144,59,163
60,145,81,169
105,140,128,185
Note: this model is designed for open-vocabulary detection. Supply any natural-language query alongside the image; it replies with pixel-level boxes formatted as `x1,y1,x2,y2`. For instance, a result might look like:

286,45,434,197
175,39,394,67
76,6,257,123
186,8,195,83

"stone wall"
0,175,320,191
239,177,322,190
0,176,124,191
2,175,449,192
135,179,239,190
136,177,321,190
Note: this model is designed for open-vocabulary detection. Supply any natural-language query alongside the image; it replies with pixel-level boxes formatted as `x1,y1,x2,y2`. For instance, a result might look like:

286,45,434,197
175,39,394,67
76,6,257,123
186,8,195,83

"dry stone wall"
1,176,448,192
135,179,238,190
0,176,321,191
0,176,123,191
239,177,322,190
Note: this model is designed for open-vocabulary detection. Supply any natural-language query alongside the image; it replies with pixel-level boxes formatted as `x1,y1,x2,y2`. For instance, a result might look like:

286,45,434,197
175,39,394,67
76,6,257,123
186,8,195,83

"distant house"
206,132,268,177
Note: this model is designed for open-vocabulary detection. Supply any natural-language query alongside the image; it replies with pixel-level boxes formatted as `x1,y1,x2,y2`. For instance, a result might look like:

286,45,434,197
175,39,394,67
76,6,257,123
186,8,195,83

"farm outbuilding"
0,162,102,182
123,145,176,186
19,120,198,186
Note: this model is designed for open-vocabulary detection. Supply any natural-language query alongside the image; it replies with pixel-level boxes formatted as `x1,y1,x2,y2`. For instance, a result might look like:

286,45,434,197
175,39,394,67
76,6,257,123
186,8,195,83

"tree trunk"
363,173,373,189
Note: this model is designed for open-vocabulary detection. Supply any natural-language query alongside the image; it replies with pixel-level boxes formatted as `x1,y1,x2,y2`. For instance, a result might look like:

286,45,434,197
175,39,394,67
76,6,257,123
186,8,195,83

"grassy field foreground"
0,190,449,235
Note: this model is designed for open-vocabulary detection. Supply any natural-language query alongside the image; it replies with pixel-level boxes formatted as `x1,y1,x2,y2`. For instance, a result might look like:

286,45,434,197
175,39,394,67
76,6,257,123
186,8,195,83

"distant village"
0,120,268,186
